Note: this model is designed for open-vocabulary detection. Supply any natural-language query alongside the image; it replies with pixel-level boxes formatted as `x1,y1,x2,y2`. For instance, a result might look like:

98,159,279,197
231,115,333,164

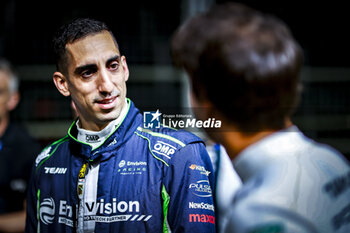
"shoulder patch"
35,136,69,169
152,140,178,159
135,127,190,166
35,146,52,167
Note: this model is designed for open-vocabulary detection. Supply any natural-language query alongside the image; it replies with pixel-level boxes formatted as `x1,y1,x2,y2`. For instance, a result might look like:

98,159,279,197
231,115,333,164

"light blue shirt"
224,126,350,233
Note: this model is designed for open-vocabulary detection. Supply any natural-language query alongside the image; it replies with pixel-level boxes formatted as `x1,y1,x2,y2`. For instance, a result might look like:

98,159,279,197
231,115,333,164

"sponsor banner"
41,197,152,227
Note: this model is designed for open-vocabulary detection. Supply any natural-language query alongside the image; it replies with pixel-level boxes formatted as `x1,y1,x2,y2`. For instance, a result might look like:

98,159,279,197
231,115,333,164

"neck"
0,115,9,137
216,118,293,160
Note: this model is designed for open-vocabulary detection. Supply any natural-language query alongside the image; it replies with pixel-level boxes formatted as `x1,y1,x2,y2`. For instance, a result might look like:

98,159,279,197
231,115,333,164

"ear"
53,72,70,96
6,91,20,111
121,56,129,82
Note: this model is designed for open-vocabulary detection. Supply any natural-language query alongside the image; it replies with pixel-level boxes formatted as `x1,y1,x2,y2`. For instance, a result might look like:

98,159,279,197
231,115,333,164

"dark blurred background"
1,0,349,160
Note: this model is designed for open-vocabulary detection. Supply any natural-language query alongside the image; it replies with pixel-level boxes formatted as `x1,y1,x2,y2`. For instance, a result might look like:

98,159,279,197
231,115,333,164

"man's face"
56,31,129,131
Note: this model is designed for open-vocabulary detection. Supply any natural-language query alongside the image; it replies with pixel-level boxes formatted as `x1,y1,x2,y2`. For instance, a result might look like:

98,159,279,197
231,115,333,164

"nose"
97,68,114,94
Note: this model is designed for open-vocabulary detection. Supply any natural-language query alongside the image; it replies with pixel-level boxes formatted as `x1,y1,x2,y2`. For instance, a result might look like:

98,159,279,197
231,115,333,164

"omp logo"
86,134,100,142
35,147,51,167
152,141,176,159
40,198,55,225
189,214,215,224
189,180,212,197
44,167,67,174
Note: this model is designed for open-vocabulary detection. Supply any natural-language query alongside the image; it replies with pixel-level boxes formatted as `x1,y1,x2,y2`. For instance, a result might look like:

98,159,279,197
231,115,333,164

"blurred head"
52,18,129,131
0,58,20,121
171,3,303,132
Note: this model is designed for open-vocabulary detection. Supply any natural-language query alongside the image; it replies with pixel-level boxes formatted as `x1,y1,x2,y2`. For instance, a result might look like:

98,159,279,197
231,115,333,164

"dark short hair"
171,3,303,132
52,18,118,75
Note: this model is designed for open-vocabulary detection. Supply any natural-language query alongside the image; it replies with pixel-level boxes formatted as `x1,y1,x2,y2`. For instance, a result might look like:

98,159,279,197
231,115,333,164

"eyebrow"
74,64,96,75
106,55,121,64
73,55,121,75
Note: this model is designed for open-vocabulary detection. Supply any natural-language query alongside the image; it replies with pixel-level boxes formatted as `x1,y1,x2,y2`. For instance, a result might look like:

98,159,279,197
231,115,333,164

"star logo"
151,109,162,122
143,110,162,128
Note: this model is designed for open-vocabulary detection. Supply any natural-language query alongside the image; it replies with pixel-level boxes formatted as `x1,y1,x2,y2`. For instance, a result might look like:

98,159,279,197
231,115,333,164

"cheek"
114,78,127,94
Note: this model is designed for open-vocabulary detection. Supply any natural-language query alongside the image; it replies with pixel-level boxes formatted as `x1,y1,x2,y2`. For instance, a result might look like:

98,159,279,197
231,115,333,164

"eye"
81,69,95,78
108,61,119,71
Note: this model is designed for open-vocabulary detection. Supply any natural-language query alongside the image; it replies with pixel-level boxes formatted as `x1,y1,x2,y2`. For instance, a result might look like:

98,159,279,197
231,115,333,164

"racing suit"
223,126,350,233
25,99,216,232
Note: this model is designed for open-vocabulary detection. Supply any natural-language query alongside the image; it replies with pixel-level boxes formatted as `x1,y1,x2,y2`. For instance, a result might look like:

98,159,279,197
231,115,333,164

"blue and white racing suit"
26,99,216,233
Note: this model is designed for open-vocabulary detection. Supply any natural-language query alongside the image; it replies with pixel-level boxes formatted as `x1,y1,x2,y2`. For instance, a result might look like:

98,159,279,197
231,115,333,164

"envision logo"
40,198,55,225
119,160,126,168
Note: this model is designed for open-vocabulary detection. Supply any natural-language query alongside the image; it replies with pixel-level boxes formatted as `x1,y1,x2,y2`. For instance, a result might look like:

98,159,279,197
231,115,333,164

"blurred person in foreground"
25,18,216,232
171,2,350,233
0,58,41,232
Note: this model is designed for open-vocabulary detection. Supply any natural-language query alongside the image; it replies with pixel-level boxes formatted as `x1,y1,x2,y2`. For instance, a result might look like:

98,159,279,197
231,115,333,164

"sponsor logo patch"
117,161,148,175
189,202,214,212
119,160,126,168
152,140,176,159
189,180,212,197
44,167,67,174
189,164,211,176
189,214,215,224
86,134,100,143
45,197,153,227
40,198,55,225
35,147,51,167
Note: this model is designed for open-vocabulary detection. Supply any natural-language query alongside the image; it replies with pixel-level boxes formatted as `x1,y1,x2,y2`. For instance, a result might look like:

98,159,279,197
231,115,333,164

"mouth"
95,96,118,110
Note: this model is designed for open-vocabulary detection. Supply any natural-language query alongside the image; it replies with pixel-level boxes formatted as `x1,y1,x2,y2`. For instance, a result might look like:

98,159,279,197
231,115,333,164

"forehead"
65,31,120,67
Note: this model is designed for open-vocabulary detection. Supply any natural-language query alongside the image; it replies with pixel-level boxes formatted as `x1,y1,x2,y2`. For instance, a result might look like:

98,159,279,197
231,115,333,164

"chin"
99,109,122,122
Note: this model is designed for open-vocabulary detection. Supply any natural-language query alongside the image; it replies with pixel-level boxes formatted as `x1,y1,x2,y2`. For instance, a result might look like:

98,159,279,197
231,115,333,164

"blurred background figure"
171,2,350,232
0,58,41,233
